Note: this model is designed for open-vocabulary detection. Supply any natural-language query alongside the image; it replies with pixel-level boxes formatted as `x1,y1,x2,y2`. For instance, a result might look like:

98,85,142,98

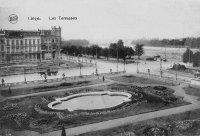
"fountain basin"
48,91,132,111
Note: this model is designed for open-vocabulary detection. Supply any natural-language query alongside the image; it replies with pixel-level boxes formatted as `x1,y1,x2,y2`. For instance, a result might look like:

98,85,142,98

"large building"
0,26,61,63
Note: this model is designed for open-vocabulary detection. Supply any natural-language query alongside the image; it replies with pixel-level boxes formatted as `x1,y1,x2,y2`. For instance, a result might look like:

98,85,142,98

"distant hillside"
62,39,90,47
131,37,200,48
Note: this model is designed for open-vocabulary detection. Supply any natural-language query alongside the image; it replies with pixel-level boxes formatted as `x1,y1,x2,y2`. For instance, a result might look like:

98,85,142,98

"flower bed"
143,126,168,136
30,118,51,128
172,120,194,131
2,104,20,111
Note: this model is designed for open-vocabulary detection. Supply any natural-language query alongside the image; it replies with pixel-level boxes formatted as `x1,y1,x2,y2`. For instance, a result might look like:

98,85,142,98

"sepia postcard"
0,0,200,136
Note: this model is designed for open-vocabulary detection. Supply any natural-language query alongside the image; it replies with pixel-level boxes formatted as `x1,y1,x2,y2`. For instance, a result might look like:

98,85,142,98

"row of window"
4,38,60,45
0,45,57,52
6,46,40,52
6,39,41,45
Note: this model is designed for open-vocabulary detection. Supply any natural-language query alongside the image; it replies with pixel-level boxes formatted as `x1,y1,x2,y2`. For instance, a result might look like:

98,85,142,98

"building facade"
0,26,61,63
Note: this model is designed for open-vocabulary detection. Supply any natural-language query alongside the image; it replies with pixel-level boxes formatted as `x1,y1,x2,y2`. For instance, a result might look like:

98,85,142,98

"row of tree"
61,40,145,61
132,37,200,48
182,48,200,67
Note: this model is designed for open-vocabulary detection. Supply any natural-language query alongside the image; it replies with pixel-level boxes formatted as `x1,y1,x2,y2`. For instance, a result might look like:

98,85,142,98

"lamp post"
160,59,162,77
79,63,82,76
117,45,118,72
123,59,126,72
96,47,98,73
24,68,26,83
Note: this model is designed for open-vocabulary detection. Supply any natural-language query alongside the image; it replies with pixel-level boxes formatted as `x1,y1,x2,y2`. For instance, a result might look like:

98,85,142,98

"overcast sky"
0,0,200,40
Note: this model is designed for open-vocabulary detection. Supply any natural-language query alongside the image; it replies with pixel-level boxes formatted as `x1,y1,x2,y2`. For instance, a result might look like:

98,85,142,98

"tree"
135,44,144,59
90,44,102,58
109,43,117,58
101,47,110,60
126,47,135,58
182,48,193,63
192,51,200,67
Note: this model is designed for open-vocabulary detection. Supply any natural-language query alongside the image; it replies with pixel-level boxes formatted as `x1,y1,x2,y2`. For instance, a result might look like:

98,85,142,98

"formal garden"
79,109,200,136
0,83,189,134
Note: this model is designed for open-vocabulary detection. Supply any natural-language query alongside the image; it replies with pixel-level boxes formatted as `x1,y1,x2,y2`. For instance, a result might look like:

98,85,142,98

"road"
0,55,183,84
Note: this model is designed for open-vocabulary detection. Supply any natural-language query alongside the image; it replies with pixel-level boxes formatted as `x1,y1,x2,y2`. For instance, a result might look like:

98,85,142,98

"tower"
51,26,61,59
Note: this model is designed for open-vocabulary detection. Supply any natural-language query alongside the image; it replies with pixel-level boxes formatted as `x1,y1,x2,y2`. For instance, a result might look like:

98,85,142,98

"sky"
0,0,200,41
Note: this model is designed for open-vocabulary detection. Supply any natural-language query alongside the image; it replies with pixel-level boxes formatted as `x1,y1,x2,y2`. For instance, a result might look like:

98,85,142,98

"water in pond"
48,91,131,111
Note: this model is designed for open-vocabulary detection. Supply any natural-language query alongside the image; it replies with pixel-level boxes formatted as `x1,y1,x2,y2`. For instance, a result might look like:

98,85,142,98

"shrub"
154,86,167,90
60,82,72,86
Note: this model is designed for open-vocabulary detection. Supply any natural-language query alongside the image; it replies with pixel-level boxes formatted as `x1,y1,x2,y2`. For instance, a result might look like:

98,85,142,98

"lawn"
79,108,200,136
0,83,189,134
183,86,200,100
109,75,175,86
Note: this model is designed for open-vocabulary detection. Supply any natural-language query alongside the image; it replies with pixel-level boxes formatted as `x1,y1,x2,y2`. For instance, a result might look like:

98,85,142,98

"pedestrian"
62,73,65,79
96,68,98,75
148,69,150,75
102,76,105,82
1,78,5,87
8,86,11,95
44,74,47,82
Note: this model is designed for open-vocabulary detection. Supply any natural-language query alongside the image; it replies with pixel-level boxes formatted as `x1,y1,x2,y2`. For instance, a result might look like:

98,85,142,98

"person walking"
44,74,47,82
102,76,105,82
8,86,11,95
1,78,5,87
62,73,65,79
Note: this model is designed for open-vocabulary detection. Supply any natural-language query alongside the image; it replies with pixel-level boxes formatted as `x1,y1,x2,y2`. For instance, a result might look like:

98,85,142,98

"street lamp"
160,59,162,77
96,47,98,73
123,59,126,72
117,45,118,72
79,63,82,76
24,68,27,83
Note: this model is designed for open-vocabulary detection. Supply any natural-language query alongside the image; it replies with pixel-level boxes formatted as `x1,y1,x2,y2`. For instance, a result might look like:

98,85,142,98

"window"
16,40,19,45
7,39,9,46
33,46,36,51
7,47,10,53
41,45,46,50
29,47,32,52
37,39,40,44
0,39,4,44
1,45,4,51
12,39,14,45
38,45,41,51
12,46,15,52
25,46,28,52
16,46,19,52
29,39,31,45
33,39,35,45
25,39,27,45
21,40,23,45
